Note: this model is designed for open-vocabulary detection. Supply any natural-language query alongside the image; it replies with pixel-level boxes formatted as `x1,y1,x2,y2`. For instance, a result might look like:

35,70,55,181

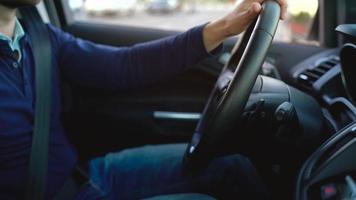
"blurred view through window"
65,0,319,44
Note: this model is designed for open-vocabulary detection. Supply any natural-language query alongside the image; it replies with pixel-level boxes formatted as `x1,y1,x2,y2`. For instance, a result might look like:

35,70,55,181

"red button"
321,184,337,199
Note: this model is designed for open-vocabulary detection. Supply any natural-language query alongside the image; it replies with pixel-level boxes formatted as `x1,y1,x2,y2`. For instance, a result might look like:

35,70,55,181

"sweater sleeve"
48,24,222,91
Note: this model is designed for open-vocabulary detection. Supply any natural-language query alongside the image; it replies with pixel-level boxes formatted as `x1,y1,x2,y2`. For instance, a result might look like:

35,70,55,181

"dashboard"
289,25,356,200
291,48,356,133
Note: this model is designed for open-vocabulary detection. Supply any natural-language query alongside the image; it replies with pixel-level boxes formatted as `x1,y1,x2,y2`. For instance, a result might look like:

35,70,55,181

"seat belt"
19,6,52,200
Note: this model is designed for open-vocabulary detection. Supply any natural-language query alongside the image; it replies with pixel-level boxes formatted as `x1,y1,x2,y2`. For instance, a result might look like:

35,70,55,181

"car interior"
28,0,356,199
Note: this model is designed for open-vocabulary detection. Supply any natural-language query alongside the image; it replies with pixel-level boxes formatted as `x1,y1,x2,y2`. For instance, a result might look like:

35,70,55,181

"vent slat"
326,60,339,66
319,63,334,70
311,68,326,76
304,70,321,80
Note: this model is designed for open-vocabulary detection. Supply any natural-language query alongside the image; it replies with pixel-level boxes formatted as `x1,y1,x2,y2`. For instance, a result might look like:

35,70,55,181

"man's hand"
203,0,287,52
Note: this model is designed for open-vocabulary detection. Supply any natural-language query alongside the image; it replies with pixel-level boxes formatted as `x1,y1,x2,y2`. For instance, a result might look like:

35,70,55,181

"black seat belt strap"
20,6,52,200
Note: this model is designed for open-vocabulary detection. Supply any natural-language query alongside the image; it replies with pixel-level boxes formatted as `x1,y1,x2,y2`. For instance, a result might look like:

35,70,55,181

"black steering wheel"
183,0,281,169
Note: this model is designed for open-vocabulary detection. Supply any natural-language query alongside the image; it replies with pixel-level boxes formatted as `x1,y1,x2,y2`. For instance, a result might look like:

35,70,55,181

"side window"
280,0,318,44
64,0,318,45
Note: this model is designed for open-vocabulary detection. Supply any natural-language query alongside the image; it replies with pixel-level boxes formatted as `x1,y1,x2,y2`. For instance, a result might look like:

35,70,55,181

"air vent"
297,56,340,88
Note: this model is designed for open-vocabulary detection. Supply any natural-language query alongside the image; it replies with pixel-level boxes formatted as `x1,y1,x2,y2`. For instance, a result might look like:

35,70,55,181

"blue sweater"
0,23,218,199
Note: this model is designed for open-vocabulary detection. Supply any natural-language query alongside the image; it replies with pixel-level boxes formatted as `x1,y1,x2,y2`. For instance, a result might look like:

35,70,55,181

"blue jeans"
76,144,268,200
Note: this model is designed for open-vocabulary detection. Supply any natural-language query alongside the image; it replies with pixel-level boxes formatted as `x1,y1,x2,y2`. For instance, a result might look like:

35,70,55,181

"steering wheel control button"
243,99,265,122
275,110,286,121
274,102,300,141
320,184,338,200
274,102,295,122
254,99,265,118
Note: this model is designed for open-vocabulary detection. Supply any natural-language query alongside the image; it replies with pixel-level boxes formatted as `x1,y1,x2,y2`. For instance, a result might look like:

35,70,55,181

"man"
0,0,286,199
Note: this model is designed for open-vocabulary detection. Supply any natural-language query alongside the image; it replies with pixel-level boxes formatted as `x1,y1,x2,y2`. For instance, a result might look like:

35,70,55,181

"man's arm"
50,24,218,91
52,0,286,91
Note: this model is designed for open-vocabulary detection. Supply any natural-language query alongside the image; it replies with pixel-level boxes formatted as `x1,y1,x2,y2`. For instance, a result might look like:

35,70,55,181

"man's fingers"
277,0,287,20
251,2,262,14
245,2,262,21
249,0,288,20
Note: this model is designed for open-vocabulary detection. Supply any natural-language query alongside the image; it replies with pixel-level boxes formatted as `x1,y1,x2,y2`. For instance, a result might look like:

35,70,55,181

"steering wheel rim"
183,0,281,169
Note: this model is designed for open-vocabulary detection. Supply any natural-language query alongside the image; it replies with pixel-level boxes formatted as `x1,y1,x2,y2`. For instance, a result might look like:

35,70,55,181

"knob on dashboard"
340,43,356,101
